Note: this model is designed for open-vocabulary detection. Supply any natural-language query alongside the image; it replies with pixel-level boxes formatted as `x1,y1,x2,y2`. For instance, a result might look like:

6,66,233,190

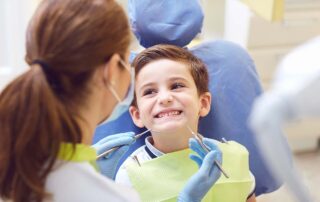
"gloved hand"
92,132,136,179
178,137,222,202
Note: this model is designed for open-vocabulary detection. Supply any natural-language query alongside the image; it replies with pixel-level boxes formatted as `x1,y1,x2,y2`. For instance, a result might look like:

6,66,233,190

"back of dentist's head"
0,0,130,201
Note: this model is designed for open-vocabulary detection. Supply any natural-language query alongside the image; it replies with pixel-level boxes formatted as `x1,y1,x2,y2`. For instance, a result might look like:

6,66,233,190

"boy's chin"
151,123,187,134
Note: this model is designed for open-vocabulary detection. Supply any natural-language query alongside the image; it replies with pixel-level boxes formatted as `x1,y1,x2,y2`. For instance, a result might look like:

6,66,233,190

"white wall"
0,0,38,89
200,0,226,40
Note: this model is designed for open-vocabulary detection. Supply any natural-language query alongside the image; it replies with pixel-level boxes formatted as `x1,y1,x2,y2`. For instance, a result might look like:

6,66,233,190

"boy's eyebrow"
138,76,191,91
167,76,189,83
138,82,156,91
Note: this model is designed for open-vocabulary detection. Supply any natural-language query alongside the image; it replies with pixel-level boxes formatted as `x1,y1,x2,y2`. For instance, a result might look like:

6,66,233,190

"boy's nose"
158,91,173,105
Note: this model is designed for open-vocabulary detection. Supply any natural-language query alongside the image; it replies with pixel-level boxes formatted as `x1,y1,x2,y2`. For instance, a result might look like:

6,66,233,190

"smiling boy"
115,44,256,202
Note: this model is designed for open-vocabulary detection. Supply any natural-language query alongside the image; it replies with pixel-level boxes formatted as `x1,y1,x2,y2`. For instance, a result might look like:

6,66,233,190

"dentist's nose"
158,90,173,105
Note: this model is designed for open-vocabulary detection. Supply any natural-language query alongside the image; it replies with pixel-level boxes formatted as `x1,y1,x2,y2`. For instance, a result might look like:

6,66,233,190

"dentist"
0,0,221,201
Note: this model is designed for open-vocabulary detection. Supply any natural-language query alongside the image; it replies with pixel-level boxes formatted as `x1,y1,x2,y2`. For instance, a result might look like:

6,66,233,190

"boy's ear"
199,92,211,117
129,106,145,128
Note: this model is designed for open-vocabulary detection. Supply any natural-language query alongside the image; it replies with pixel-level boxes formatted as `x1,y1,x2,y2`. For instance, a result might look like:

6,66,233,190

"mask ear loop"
107,81,122,102
119,59,131,73
106,58,133,103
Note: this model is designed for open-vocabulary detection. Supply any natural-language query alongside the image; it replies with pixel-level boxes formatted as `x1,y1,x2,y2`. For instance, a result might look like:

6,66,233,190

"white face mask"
99,60,135,125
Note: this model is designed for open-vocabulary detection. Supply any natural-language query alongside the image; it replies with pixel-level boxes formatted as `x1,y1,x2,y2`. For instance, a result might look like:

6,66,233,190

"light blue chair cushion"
128,0,203,48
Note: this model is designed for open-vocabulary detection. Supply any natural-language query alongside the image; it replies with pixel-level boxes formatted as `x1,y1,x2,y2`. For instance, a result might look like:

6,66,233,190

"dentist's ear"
199,92,211,117
103,53,122,85
129,106,145,128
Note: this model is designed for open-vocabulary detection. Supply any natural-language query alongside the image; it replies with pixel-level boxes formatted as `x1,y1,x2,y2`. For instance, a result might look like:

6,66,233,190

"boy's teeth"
158,111,180,118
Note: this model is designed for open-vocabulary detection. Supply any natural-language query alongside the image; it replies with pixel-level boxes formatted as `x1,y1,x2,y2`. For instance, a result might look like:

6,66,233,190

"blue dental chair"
93,0,291,196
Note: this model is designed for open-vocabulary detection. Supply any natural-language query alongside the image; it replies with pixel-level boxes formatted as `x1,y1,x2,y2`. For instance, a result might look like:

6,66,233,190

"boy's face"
130,59,211,134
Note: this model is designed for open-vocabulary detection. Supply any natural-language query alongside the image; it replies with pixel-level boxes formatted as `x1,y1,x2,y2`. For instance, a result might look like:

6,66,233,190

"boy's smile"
153,108,184,124
130,59,211,136
154,109,182,119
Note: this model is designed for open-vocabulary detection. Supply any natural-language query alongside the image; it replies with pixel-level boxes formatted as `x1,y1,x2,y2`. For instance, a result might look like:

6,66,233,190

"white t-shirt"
45,160,140,202
115,136,255,198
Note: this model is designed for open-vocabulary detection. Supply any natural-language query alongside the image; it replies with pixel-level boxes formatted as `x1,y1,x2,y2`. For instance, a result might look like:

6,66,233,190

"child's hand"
177,138,222,202
92,132,136,179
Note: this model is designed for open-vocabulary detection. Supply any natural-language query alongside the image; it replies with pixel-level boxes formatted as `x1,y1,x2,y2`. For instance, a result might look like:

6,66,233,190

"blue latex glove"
178,138,222,202
92,132,136,179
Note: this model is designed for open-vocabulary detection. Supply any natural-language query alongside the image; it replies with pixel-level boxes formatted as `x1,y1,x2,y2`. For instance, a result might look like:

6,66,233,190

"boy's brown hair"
132,44,209,106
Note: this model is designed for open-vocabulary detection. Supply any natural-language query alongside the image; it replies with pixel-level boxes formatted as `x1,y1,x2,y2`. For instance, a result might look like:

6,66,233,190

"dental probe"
187,126,230,178
96,129,151,160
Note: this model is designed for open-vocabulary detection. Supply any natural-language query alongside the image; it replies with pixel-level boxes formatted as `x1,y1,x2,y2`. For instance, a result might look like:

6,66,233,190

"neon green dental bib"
126,141,253,202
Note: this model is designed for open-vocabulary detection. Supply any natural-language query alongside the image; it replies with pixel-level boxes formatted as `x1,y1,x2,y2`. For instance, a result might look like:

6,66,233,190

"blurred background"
1,0,319,201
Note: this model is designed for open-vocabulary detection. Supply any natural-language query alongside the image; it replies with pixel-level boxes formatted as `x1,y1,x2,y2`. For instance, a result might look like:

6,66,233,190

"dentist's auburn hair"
0,0,130,201
131,44,209,106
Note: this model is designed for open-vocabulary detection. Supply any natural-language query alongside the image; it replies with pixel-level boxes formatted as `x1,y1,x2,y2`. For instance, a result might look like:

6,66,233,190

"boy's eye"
171,82,185,90
142,88,157,96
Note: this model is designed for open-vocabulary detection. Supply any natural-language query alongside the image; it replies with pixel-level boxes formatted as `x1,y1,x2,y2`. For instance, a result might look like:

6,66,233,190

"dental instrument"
132,155,141,167
96,129,151,160
187,126,230,178
221,137,228,144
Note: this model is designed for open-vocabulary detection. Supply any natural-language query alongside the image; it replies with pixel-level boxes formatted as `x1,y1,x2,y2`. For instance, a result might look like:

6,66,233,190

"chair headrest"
128,0,204,48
